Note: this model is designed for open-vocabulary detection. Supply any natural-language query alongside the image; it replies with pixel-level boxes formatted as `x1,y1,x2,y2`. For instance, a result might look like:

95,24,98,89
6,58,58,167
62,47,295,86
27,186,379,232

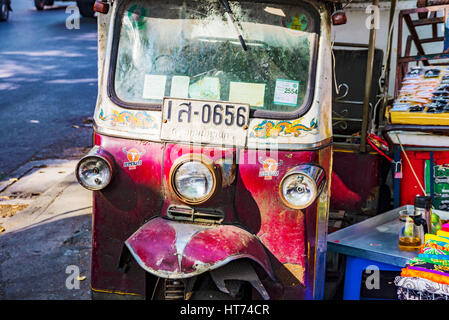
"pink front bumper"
125,217,275,279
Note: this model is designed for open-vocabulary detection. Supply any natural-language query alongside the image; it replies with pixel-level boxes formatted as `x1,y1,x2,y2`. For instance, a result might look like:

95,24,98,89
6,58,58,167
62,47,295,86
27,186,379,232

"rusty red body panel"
330,151,382,213
90,132,332,299
126,218,178,273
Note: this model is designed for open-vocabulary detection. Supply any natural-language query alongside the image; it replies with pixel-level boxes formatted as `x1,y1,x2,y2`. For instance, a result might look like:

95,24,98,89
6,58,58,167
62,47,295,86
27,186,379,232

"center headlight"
170,155,220,205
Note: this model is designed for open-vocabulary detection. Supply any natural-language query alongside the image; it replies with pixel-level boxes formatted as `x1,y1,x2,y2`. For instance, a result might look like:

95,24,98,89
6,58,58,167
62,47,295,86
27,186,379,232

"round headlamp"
170,154,220,205
76,149,113,191
279,165,325,209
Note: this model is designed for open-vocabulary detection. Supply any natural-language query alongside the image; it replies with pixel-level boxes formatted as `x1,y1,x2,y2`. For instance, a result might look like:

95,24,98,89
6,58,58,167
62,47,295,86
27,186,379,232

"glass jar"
398,208,424,251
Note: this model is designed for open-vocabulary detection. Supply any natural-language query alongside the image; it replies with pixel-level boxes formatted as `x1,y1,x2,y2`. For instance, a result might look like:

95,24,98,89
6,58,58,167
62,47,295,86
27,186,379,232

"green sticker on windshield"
127,5,147,30
282,13,310,32
273,79,299,106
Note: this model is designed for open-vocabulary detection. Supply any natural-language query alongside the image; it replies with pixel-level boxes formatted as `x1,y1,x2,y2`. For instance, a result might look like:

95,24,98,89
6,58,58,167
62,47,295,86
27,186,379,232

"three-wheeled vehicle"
76,0,341,300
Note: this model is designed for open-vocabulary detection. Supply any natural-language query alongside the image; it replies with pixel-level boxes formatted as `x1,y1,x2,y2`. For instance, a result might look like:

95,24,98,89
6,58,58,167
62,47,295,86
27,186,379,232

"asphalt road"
0,0,97,178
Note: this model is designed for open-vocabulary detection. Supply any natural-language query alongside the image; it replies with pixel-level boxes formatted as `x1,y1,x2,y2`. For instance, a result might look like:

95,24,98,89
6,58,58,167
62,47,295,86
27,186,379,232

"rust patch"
276,263,305,287
0,204,29,218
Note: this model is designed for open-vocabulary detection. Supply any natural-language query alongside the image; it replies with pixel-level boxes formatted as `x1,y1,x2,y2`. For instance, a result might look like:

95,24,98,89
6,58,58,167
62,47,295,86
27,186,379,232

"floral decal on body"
251,118,318,139
98,108,158,130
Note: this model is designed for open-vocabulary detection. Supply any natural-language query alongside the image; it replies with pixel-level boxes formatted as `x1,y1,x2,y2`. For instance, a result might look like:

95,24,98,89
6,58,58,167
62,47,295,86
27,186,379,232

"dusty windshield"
113,0,319,113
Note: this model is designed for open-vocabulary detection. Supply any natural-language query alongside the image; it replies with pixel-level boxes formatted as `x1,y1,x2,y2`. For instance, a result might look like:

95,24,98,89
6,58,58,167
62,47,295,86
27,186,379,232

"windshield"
112,0,319,114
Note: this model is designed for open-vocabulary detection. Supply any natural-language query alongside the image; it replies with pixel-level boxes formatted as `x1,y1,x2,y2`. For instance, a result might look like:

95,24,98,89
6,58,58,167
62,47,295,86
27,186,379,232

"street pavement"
0,159,93,299
0,0,97,299
0,0,97,177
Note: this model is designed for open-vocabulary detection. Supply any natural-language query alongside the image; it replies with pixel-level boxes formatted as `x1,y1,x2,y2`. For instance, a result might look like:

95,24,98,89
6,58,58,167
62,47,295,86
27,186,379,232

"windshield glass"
113,0,319,113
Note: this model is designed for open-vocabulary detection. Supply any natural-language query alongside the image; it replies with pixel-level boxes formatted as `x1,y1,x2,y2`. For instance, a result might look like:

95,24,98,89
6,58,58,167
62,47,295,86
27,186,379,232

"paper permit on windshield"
170,76,190,98
188,77,220,100
273,79,299,106
229,82,265,107
143,74,167,100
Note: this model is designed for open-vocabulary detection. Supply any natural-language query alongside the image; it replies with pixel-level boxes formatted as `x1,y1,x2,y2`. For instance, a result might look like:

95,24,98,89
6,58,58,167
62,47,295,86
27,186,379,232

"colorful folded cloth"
394,276,449,300
419,254,449,260
408,260,449,272
419,247,449,260
409,257,449,267
419,240,449,254
401,267,449,285
442,223,449,232
396,231,449,299
437,230,449,238
424,234,449,243
396,287,449,300
402,254,449,285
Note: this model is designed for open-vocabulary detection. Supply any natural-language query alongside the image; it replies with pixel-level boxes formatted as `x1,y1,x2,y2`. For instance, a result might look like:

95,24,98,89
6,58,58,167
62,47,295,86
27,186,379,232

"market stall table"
327,205,417,300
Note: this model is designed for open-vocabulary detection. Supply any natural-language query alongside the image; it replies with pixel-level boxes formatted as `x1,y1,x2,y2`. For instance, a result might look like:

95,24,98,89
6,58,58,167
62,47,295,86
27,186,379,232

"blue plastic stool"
343,256,402,300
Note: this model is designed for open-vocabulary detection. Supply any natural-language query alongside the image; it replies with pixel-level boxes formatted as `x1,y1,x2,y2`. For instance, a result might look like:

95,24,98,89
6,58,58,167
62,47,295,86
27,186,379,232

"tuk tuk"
76,0,341,300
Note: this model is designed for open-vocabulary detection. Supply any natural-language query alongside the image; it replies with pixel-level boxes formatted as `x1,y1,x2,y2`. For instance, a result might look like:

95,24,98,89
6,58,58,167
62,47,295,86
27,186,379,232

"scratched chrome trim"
247,137,333,151
94,125,333,151
93,123,160,142
313,147,332,300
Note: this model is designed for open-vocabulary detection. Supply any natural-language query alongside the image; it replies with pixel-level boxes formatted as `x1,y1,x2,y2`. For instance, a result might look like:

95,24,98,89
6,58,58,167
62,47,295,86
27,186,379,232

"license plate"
160,98,250,147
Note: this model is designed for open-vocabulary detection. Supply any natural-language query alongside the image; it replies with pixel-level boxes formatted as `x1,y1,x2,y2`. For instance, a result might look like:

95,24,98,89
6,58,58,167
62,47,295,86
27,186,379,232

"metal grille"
167,205,224,224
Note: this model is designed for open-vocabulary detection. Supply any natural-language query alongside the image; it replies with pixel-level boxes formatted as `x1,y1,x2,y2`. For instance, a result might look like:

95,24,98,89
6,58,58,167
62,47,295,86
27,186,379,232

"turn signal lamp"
279,164,326,209
331,3,347,25
93,0,109,14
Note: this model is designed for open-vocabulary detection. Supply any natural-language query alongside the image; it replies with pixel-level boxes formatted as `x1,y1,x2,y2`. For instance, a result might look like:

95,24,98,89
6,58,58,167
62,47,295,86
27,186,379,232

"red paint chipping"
182,225,271,275
126,218,178,272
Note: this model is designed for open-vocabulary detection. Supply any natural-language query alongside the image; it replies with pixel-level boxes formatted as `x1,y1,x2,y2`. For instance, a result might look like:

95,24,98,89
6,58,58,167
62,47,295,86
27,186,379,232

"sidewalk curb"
0,170,78,234
0,159,76,194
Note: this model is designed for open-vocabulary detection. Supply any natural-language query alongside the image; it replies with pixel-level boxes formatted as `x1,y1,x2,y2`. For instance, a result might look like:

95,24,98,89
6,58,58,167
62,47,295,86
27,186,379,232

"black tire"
76,0,95,18
34,0,45,10
0,0,9,21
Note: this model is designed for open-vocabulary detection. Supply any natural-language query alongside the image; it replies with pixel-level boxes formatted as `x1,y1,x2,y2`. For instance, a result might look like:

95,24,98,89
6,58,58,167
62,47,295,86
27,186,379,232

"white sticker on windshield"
229,82,265,107
273,79,299,106
170,76,190,98
143,74,167,100
188,77,220,100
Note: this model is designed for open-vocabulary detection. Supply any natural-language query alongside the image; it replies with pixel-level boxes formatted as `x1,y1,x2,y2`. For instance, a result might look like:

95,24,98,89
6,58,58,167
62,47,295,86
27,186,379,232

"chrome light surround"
169,154,221,205
279,164,326,209
76,146,114,191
